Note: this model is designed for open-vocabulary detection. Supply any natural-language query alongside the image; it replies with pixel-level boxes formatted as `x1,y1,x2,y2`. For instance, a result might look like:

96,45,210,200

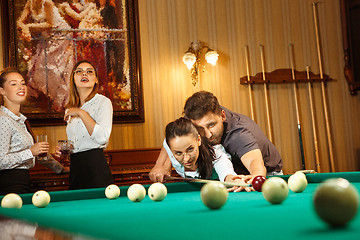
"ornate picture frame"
1,0,144,126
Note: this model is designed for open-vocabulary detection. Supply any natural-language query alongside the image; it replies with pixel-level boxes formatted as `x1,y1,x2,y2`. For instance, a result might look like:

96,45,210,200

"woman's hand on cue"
149,166,171,183
225,175,254,192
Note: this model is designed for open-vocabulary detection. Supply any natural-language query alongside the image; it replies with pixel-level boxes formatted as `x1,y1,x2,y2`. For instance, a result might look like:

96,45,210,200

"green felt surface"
1,172,360,240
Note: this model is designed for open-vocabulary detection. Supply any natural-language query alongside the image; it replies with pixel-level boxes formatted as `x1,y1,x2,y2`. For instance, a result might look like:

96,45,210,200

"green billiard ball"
1,193,23,209
313,178,359,227
148,182,167,201
200,182,228,210
127,184,146,202
262,177,289,204
32,190,51,208
105,184,121,199
288,172,308,193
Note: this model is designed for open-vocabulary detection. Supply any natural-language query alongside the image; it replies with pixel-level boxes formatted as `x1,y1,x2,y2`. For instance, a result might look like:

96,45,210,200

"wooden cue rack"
240,68,331,84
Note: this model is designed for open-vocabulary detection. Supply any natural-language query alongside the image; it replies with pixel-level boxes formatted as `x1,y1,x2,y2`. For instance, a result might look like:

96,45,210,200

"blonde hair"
65,60,99,108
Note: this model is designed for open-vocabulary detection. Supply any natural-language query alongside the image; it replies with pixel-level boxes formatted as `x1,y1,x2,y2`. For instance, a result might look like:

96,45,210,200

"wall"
1,0,360,174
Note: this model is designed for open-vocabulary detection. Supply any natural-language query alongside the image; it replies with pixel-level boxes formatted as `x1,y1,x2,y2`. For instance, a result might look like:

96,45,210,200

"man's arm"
224,149,266,192
241,149,267,177
149,147,172,182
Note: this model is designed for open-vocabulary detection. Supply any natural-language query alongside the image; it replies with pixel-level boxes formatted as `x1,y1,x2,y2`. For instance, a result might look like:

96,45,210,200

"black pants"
0,169,30,195
69,148,114,190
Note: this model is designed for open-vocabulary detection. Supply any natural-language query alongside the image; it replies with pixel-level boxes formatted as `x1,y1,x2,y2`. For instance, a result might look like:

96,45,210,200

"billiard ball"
127,184,146,202
32,190,51,208
252,175,267,192
313,178,359,227
200,182,228,210
105,184,121,199
294,171,307,180
148,182,167,201
288,172,308,193
1,193,23,209
262,177,289,204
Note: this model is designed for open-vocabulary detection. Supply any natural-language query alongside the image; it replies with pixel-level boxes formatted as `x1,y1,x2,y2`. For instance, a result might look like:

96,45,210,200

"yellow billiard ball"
148,183,167,202
1,193,23,209
127,184,146,202
32,190,51,208
313,178,359,227
200,182,228,210
105,184,121,199
288,172,308,193
262,177,289,204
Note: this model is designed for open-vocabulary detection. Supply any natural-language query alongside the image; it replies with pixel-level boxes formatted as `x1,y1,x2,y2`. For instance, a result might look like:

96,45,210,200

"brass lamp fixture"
182,40,219,86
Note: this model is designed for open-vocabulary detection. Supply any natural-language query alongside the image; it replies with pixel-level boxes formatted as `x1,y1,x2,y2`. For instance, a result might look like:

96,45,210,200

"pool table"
0,172,359,240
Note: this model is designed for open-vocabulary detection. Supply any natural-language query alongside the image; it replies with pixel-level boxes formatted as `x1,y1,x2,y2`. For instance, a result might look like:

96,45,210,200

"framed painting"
340,0,360,96
1,0,144,126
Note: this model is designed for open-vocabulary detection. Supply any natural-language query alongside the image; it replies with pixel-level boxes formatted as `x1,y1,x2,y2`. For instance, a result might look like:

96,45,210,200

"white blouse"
66,94,113,153
0,106,35,170
163,140,237,182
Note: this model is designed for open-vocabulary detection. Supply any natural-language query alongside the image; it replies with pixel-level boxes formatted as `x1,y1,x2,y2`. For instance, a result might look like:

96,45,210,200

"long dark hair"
165,117,215,179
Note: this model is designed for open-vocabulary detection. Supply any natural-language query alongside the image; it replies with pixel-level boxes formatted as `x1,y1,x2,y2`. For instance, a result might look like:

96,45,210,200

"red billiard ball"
252,175,267,192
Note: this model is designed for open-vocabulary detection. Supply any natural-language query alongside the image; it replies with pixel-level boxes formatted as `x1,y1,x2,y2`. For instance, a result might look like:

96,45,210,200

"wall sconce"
182,40,219,86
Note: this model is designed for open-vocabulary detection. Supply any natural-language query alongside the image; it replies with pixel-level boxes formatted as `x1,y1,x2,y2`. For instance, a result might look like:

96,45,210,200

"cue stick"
166,176,252,188
289,43,306,170
296,169,315,174
245,45,255,120
260,45,273,143
312,2,335,172
306,66,321,172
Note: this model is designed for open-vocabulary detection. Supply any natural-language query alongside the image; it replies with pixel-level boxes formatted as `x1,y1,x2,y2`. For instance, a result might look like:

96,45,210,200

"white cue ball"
32,190,51,208
148,182,167,201
200,182,228,210
127,184,146,202
105,184,121,199
262,177,289,204
313,178,359,227
1,193,23,209
288,173,308,193
294,171,307,181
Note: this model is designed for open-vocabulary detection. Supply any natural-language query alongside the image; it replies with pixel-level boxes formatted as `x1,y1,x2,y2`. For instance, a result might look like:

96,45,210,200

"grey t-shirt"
221,107,282,175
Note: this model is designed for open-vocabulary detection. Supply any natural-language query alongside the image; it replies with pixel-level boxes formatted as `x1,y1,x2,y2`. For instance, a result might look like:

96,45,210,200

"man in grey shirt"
215,106,282,176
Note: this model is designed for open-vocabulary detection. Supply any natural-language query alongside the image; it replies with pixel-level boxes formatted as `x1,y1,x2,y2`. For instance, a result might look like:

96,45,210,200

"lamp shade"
205,50,219,65
183,52,197,69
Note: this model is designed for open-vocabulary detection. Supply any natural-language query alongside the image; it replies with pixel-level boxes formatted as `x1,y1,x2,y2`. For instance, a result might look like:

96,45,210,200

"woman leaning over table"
163,117,246,192
56,60,114,190
0,68,51,195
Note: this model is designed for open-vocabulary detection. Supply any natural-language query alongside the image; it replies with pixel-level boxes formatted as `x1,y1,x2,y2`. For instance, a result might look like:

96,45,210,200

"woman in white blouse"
0,68,50,195
57,60,114,190
164,117,244,189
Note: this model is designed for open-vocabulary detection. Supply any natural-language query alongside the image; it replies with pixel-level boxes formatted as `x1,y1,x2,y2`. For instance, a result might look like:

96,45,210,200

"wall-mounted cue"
260,45,273,142
306,66,321,172
312,2,335,172
289,43,306,170
245,45,255,120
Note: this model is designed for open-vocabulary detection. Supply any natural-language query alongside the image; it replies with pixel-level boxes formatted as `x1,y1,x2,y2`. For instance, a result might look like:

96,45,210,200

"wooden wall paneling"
1,0,360,175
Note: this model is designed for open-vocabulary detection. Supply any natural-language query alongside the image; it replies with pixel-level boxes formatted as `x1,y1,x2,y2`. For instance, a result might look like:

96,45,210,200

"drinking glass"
58,140,74,167
36,135,48,160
